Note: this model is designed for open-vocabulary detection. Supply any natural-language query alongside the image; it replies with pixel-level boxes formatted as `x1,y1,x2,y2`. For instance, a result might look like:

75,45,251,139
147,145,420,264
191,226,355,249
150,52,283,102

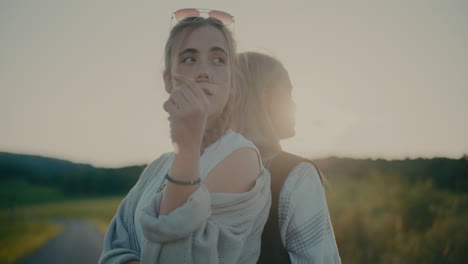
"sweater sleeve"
99,154,171,264
98,180,142,264
278,162,341,264
139,169,271,264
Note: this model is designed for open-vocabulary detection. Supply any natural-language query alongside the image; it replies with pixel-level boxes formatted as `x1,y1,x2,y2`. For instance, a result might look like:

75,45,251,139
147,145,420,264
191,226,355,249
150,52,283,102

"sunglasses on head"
172,8,235,26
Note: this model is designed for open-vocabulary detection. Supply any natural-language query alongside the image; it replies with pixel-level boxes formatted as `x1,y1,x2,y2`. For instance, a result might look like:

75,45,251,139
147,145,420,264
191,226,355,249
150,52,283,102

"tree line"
1,152,467,198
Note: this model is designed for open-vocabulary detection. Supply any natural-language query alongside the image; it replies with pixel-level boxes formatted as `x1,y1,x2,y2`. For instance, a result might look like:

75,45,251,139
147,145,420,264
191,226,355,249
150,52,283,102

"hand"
163,74,210,151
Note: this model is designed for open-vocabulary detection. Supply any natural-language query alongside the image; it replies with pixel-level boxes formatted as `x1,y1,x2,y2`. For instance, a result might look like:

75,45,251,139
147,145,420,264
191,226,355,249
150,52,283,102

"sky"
1,0,467,168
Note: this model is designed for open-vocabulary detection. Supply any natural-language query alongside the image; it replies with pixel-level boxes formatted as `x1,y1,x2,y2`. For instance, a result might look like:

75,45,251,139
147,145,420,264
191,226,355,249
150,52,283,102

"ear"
163,70,173,94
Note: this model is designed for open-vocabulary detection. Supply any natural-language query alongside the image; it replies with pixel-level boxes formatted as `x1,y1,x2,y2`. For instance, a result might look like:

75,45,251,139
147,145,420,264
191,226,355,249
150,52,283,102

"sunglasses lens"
208,10,233,25
174,8,200,21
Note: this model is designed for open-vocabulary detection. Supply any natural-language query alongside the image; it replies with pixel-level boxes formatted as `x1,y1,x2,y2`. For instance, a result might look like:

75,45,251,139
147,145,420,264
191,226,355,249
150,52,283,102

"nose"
195,60,211,81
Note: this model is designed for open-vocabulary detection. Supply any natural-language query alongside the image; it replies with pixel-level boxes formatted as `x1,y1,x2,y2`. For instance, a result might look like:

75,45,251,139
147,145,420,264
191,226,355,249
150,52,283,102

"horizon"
1,1,467,168
1,150,466,169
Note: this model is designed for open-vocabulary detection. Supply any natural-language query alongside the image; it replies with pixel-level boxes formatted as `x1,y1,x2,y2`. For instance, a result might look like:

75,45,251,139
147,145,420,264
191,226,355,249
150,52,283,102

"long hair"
234,52,288,166
236,52,327,184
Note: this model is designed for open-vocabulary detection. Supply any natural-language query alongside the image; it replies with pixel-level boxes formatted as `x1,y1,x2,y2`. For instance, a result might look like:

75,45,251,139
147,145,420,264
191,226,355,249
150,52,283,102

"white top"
99,129,271,264
134,129,265,249
279,162,341,263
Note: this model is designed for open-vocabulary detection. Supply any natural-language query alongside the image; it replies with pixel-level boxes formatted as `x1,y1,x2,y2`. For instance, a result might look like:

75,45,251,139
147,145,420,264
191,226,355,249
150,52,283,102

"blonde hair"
164,18,239,131
236,52,327,185
235,52,289,166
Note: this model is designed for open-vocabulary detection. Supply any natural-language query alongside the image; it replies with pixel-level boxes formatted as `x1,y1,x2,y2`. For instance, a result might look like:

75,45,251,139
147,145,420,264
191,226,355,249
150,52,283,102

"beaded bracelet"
165,173,201,185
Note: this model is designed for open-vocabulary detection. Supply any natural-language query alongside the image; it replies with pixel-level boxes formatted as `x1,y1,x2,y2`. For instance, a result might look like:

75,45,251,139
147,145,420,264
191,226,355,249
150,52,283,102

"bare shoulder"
204,147,261,193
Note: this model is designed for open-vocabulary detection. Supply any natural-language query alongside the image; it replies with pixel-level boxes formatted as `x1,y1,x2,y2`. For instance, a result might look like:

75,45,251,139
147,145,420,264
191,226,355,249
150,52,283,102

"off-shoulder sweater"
99,129,271,264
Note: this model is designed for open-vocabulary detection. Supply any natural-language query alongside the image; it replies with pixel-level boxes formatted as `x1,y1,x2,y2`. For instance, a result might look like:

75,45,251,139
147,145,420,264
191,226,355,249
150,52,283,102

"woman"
235,52,341,263
99,11,271,264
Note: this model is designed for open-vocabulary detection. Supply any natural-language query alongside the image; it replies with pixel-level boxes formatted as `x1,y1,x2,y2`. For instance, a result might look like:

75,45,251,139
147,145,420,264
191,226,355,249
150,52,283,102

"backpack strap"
257,151,322,264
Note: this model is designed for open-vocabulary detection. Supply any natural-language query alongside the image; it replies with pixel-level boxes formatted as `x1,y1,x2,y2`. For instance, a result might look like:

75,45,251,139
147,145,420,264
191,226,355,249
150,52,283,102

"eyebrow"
177,46,228,57
178,48,198,57
210,46,228,56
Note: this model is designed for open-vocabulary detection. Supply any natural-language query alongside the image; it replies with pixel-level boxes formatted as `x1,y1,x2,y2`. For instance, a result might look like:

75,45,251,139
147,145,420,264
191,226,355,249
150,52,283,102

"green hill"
0,152,147,207
1,151,467,208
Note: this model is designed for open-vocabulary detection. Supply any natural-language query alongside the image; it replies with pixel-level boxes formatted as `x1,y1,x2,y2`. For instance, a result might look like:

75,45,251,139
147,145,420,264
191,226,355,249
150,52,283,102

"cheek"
287,101,295,120
174,64,194,76
214,84,230,107
210,81,231,113
213,66,230,83
270,98,294,124
213,67,231,102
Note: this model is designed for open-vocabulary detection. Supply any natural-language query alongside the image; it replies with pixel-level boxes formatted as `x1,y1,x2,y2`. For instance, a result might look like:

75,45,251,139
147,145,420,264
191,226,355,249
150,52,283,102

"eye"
182,57,196,63
213,57,225,64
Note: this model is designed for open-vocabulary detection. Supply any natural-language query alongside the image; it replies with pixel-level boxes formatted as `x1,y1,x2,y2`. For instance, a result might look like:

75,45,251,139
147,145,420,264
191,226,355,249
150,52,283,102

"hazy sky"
1,0,467,168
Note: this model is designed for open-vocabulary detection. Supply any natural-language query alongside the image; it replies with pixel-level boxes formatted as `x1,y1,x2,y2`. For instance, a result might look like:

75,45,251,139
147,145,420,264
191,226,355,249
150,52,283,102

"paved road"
23,219,104,264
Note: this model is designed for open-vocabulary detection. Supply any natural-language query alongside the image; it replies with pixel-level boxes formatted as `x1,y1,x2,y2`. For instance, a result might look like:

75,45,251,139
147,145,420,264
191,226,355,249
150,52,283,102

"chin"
286,130,296,139
279,128,295,140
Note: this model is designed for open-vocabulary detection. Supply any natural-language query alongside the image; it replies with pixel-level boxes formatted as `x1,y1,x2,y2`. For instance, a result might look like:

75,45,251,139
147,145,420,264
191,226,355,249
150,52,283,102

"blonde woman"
235,52,341,264
99,10,271,264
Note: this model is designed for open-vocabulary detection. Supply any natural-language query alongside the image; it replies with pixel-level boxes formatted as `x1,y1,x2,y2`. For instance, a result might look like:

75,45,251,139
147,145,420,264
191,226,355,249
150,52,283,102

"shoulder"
278,161,331,233
277,162,339,257
221,129,261,155
204,131,262,193
282,161,322,193
279,161,326,217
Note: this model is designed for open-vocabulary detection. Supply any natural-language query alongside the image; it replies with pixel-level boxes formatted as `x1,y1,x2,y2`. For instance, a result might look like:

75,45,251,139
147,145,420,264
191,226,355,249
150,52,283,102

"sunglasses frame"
171,8,235,27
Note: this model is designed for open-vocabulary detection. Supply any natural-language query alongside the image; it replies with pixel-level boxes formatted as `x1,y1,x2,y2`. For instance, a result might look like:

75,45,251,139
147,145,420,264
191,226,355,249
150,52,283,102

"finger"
180,83,209,114
170,91,188,112
178,85,199,108
173,74,205,100
163,99,178,113
173,74,194,91
173,73,195,84
174,88,207,118
178,84,200,107
164,90,185,114
174,74,209,107
172,75,202,104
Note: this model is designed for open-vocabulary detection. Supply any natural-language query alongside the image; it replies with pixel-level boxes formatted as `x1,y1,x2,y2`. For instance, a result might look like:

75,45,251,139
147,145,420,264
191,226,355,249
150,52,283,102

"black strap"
257,151,322,264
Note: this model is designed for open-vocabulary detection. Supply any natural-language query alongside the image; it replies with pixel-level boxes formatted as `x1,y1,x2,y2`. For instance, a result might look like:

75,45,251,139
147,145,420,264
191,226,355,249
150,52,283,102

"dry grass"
0,196,124,263
0,221,63,264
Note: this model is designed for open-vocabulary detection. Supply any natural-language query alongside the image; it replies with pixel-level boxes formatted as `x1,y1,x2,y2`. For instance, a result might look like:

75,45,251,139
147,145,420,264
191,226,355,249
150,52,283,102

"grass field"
20,196,124,232
0,180,64,208
1,173,467,264
0,196,124,264
326,170,468,264
0,220,63,264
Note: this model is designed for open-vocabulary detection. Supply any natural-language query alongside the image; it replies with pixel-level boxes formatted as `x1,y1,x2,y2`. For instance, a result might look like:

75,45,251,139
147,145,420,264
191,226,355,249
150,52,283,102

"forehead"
176,25,229,54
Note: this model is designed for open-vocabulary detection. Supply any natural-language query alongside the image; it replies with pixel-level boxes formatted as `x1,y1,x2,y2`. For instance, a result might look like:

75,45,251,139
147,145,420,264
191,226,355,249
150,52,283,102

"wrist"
173,141,201,154
170,146,200,181
165,173,201,185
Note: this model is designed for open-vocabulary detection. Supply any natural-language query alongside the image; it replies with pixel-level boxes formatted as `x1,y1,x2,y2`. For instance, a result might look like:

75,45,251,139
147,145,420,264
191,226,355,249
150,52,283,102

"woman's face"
167,25,231,120
269,70,296,139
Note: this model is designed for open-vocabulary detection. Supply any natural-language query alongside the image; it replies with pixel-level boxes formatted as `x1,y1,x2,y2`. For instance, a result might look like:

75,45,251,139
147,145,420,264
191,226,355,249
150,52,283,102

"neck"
201,118,228,154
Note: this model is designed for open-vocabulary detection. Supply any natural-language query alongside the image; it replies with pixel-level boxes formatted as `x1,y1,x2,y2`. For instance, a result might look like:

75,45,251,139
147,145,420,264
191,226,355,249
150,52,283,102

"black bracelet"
165,173,201,185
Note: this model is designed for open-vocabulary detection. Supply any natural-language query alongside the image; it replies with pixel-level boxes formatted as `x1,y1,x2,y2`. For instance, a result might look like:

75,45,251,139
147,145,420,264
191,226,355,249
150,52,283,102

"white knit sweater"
99,130,271,264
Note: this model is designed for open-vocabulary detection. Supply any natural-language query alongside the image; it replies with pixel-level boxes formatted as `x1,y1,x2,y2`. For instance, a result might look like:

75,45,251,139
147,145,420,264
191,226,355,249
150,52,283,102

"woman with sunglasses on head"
99,10,271,264
234,52,341,264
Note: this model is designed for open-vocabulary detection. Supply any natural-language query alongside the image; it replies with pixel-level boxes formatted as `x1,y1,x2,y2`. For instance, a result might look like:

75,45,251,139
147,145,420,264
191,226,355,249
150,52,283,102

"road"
22,219,104,264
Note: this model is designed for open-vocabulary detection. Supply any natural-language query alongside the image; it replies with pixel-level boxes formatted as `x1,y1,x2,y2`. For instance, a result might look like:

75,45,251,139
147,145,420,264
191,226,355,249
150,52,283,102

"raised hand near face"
163,73,210,152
